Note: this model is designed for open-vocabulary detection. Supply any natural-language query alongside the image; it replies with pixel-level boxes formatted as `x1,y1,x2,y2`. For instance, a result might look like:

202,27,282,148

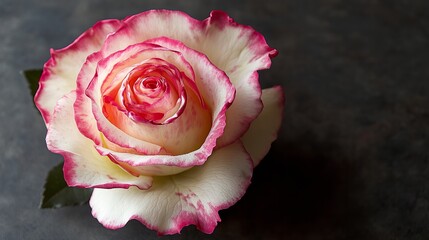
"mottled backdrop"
1,0,428,239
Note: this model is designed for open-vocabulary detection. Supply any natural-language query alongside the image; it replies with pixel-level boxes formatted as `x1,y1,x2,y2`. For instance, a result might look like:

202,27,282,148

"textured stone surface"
1,0,428,239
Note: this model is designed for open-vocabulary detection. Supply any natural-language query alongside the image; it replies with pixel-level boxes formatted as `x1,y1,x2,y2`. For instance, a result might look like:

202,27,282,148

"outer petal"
199,11,278,147
241,86,284,166
90,141,253,235
35,19,122,124
46,91,153,190
100,10,277,146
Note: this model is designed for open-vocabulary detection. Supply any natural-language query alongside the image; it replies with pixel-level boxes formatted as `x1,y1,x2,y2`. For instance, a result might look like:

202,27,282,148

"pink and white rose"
35,10,283,234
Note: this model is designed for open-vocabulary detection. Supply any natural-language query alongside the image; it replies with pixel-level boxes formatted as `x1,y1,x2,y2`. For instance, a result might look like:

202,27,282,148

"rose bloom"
35,10,283,235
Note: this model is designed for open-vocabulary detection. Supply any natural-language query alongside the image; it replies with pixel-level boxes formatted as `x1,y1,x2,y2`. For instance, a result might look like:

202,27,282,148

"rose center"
102,58,188,125
140,76,161,89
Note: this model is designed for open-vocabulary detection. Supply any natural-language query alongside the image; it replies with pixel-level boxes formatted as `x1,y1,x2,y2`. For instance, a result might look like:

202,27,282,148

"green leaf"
22,69,43,98
40,161,93,209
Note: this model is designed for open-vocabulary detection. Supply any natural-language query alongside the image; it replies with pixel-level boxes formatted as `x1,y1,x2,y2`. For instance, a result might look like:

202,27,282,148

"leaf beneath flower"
40,161,93,209
22,69,43,97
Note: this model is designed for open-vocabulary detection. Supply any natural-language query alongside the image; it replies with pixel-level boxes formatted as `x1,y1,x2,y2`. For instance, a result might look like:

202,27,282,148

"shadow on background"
221,132,372,239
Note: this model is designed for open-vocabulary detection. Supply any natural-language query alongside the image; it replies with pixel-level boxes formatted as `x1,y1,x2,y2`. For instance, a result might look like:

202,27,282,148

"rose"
35,10,283,234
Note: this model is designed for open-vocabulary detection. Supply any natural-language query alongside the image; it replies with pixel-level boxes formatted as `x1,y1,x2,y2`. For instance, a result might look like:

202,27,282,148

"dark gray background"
1,0,428,239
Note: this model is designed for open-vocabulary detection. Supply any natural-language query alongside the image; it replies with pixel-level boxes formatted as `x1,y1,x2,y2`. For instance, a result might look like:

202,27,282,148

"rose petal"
100,10,277,147
90,141,253,235
46,91,153,190
74,53,103,146
35,19,122,124
241,86,284,166
102,88,211,155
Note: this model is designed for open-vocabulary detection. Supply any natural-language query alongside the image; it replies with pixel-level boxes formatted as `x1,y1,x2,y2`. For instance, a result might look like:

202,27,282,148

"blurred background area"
1,0,428,239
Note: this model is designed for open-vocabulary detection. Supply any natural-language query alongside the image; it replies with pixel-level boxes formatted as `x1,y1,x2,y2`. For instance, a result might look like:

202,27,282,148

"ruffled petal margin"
35,19,122,124
46,91,153,190
90,141,253,235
